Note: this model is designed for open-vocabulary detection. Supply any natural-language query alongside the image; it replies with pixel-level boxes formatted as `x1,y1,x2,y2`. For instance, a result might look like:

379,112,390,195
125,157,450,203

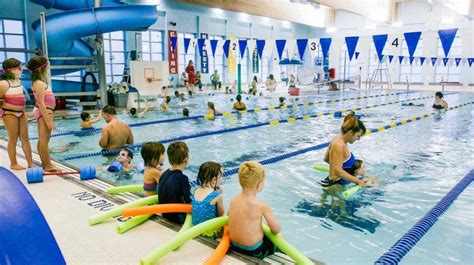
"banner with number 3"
308,38,320,59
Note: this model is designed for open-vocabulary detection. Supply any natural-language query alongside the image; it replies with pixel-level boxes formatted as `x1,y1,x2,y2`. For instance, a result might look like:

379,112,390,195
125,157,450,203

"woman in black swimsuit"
432,92,448,109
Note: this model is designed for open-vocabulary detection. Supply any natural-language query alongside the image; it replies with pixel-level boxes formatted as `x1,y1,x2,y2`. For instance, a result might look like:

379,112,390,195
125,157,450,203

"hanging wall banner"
438,28,458,57
296,39,308,60
468,58,474,67
200,33,209,74
455,58,462,67
431,57,437,66
223,40,230,58
228,37,237,74
168,30,178,74
345,36,359,61
256,40,266,59
388,55,394,63
320,38,332,59
275,39,286,61
398,56,404,64
210,39,218,57
238,39,248,59
308,38,319,58
372,34,388,62
419,57,426,65
403,31,422,58
183,38,191,55
252,48,259,73
442,58,449,66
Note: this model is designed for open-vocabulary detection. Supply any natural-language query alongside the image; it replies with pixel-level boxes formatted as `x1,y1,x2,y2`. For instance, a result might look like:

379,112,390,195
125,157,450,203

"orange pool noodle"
122,204,192,217
204,226,230,265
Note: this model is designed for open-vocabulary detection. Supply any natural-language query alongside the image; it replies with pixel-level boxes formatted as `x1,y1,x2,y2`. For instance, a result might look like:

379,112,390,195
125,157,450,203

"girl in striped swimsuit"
0,58,34,169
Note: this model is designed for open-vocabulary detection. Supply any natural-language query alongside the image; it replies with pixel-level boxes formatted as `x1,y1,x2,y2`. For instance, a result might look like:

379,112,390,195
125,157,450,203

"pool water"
2,89,473,264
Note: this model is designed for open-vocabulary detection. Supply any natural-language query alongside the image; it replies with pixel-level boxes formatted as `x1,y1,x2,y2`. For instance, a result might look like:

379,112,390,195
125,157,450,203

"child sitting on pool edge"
80,110,102,129
191,161,225,238
158,141,191,224
141,142,165,196
228,161,281,259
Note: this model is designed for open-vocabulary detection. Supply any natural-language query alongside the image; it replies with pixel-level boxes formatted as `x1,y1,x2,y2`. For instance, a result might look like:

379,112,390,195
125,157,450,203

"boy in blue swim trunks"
228,161,281,259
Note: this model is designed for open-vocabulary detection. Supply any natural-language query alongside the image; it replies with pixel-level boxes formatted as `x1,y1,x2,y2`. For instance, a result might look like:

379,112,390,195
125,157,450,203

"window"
339,44,358,80
103,31,125,83
141,30,164,61
178,33,196,76
435,36,461,83
260,44,271,81
208,35,224,82
0,19,27,63
367,41,388,82
399,38,423,83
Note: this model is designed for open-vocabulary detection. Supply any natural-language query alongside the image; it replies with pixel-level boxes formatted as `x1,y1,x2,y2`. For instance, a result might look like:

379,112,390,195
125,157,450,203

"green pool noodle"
116,214,152,234
173,214,193,251
262,224,313,265
342,180,373,199
88,196,158,226
106,184,144,194
313,164,329,172
140,216,229,265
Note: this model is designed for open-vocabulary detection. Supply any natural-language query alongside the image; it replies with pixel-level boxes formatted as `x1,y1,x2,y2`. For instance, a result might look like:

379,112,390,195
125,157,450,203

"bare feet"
28,164,36,168
43,165,60,172
10,164,26,170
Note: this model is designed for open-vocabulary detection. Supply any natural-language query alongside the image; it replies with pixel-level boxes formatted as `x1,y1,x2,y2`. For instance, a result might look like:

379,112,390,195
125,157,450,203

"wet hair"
2,58,21,80
167,141,189,165
435,92,444,99
182,108,189,117
236,94,242,102
141,142,165,168
121,148,134,161
130,108,137,116
26,56,48,82
102,105,117,115
207,102,216,114
165,96,171,103
279,97,285,103
253,76,258,82
346,159,363,176
196,161,222,189
341,112,366,135
238,161,265,189
269,74,274,80
80,112,91,121
174,91,179,96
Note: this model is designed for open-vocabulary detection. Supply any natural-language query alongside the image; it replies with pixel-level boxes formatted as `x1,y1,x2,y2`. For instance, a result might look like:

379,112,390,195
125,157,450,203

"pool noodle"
312,164,329,172
313,164,368,198
106,184,144,194
122,204,192,217
262,224,313,264
116,215,152,234
140,216,229,265
88,196,157,226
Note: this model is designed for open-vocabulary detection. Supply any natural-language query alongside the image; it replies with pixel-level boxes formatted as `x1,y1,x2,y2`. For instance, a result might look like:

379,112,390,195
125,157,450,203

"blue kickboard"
0,167,66,265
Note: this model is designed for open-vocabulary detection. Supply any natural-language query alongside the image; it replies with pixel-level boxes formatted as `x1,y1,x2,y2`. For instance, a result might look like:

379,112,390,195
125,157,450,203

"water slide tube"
29,0,158,75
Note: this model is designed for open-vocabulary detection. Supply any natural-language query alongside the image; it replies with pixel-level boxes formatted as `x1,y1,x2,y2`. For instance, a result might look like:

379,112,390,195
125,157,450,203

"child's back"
141,142,165,196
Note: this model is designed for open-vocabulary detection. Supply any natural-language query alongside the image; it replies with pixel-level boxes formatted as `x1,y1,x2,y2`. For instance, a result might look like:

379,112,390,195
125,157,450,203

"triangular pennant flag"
431,57,437,66
443,58,449,66
438,28,458,57
238,39,248,58
388,55,394,63
320,38,332,59
409,56,415,65
286,39,296,59
398,56,404,64
403,31,422,57
455,58,462,67
345,36,359,61
355,52,360,60
275,39,286,61
296,39,308,61
372,34,388,62
468,58,474,67
222,40,230,58
183,38,191,55
256,40,265,59
209,39,218,57
247,40,256,58
419,56,426,65
197,39,205,57
170,37,177,53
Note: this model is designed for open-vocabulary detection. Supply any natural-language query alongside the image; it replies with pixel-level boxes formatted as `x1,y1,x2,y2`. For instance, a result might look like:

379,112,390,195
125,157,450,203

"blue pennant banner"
183,38,191,55
238,39,248,58
275,40,286,60
419,57,426,65
455,58,462,67
355,52,360,60
256,40,266,59
210,40,218,57
170,37,177,52
443,58,449,66
409,56,415,65
468,58,474,67
398,56,404,64
372,34,388,62
222,40,230,58
345,36,359,61
197,39,205,57
431,57,437,66
388,55,394,63
320,38,332,59
438,28,458,57
296,39,308,60
403,31,422,57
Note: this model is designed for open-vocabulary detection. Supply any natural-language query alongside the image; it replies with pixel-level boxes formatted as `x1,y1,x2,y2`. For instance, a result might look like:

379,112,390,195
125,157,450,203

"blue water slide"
30,0,158,75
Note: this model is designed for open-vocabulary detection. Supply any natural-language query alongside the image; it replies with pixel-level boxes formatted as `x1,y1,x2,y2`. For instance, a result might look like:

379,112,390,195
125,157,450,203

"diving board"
0,167,66,265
